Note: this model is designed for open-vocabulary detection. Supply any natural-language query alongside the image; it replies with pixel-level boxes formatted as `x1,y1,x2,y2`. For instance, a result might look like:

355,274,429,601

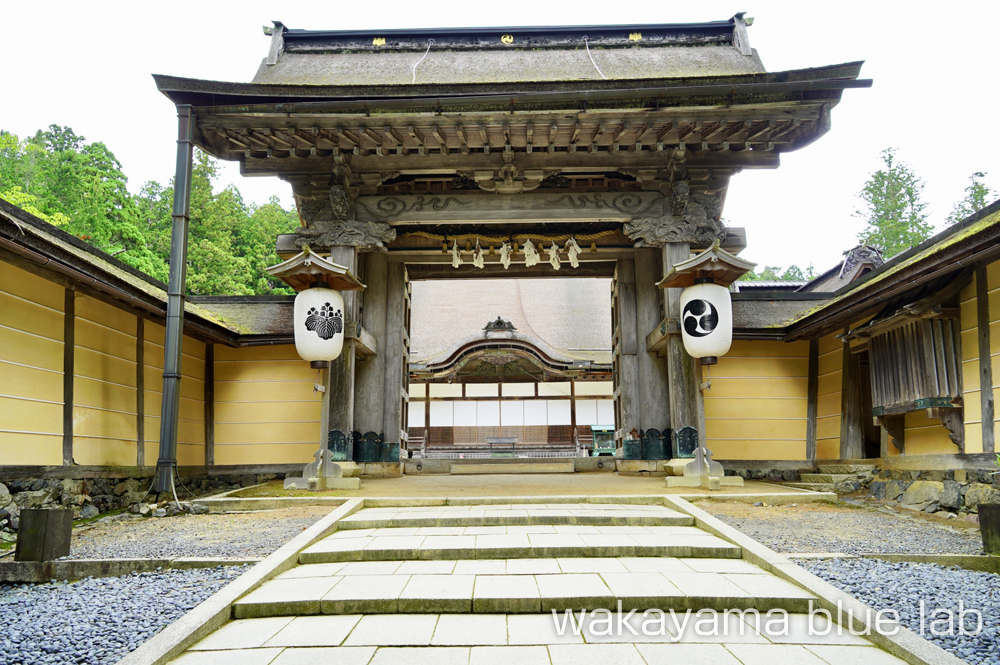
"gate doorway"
405,277,614,458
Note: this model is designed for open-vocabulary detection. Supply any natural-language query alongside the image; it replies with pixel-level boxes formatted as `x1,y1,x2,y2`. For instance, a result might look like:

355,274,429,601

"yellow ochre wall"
815,333,843,460
704,339,810,460
213,345,322,465
956,262,1000,455
72,295,139,465
0,262,65,465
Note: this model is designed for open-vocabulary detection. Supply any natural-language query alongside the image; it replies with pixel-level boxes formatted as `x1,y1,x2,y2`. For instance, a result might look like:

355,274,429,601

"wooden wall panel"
703,340,809,460
0,262,65,465
213,344,322,465
815,332,843,460
72,295,137,466
989,260,1000,452
960,276,983,454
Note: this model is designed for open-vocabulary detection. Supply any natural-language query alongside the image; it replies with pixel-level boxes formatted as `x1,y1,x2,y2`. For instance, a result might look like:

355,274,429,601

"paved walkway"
233,475,806,499
167,501,912,665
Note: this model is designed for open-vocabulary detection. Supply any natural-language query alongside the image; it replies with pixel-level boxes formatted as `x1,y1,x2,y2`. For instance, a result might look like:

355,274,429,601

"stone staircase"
163,500,917,664
785,464,876,494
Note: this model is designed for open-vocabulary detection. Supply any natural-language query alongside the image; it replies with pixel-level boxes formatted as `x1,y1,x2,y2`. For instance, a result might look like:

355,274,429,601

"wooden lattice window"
850,306,964,450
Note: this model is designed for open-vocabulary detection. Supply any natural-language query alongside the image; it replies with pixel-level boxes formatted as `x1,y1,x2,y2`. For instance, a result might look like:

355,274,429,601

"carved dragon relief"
623,181,728,247
298,185,352,224
293,220,396,252
543,192,661,217
354,195,470,222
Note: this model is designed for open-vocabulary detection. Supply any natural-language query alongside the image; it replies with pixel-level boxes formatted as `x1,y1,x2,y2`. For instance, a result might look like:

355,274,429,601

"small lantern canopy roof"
266,246,366,292
657,240,756,288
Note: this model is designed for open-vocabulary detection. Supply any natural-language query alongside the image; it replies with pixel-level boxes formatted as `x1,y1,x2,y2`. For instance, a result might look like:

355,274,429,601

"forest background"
0,125,994,293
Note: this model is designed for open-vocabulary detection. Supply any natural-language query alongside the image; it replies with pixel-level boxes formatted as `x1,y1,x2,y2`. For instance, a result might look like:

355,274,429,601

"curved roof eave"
151,61,867,109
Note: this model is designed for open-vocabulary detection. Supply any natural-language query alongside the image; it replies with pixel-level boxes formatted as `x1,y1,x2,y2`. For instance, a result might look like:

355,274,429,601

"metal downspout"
153,105,194,493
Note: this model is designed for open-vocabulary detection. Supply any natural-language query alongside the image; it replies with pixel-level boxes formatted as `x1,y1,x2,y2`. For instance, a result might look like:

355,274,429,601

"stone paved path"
166,501,915,665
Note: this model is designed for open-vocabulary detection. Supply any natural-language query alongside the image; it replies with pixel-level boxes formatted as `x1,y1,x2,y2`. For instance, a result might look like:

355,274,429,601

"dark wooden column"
62,288,75,466
136,317,145,467
661,243,700,439
839,332,863,459
977,267,996,453
635,248,671,431
614,259,640,437
328,246,359,456
354,252,388,435
383,262,408,450
805,339,819,463
204,343,215,467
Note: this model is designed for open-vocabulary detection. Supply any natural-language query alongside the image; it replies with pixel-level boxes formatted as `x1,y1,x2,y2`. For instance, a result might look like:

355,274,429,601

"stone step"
233,559,814,619
298,525,741,564
187,613,904,662
783,482,836,493
817,464,876,475
798,473,858,484
335,504,694,530
451,462,575,474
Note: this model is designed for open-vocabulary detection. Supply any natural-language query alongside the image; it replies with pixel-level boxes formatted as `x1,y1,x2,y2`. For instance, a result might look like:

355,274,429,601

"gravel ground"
66,506,331,559
701,500,985,555
802,558,999,665
0,566,248,665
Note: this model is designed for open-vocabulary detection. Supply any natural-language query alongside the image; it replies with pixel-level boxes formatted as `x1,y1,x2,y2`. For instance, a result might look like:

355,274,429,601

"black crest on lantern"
682,299,719,338
305,303,343,340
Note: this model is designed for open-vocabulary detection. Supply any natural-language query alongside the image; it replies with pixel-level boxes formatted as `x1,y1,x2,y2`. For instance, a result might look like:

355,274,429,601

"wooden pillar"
354,252,389,435
977,267,996,453
383,262,408,449
805,339,819,463
328,246,359,456
840,332,863,459
661,243,700,438
635,249,671,431
62,288,75,466
615,259,640,438
136,317,145,467
204,343,215,467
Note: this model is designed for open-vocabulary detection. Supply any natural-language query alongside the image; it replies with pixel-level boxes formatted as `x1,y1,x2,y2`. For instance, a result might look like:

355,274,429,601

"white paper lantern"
679,282,732,364
294,287,345,363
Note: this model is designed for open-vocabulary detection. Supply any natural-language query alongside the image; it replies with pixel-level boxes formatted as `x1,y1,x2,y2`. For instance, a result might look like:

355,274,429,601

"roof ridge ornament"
483,316,516,332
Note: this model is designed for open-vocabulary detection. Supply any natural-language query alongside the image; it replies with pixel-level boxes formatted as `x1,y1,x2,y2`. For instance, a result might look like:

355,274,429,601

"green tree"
1,126,301,294
946,171,995,225
854,148,932,257
741,264,816,282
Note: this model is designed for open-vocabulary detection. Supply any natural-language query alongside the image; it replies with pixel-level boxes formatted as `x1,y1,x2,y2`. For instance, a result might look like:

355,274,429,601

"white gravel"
0,566,248,665
802,558,999,665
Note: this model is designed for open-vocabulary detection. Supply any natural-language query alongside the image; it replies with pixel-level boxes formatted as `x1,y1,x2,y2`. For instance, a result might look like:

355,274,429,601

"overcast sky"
5,1,998,273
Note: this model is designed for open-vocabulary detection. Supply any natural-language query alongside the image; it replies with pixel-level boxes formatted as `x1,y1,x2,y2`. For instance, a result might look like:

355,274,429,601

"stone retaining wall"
868,468,1000,519
0,473,284,540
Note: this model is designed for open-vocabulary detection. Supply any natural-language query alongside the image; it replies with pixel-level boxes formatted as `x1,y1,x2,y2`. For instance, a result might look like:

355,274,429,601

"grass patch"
228,481,355,499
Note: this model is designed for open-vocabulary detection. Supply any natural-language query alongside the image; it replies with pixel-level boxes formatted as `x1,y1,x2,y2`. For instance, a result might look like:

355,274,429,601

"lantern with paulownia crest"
265,247,366,368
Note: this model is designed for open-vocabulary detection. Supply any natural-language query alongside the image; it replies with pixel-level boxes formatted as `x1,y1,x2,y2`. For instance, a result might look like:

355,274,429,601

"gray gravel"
0,566,248,665
801,558,999,665
66,507,330,559
702,501,984,555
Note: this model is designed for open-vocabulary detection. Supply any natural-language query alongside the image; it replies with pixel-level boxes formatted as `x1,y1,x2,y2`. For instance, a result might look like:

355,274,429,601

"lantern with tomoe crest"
657,240,755,366
679,280,732,365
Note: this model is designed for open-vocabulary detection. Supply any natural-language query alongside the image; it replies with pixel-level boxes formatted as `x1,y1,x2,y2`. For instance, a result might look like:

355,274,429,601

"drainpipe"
154,105,195,493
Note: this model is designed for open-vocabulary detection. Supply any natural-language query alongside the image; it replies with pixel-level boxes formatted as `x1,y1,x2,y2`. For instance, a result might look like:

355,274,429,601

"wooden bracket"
646,316,680,357
877,414,905,454
345,320,378,359
928,407,965,453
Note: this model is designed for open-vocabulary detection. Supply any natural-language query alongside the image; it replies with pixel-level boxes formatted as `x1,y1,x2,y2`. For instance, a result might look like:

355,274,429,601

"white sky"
4,1,999,273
